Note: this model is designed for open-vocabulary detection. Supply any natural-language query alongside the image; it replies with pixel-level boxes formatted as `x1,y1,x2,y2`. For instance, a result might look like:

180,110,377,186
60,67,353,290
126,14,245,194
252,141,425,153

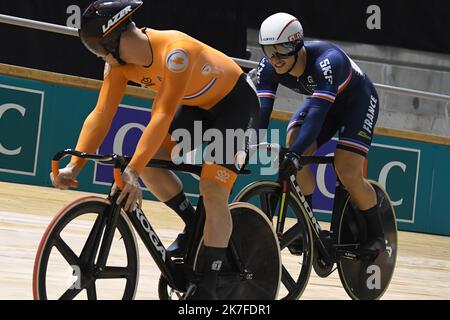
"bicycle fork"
276,175,332,259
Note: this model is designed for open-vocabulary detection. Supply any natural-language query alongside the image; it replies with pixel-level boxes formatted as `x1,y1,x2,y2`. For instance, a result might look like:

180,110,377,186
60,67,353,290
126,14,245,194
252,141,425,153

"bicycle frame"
51,149,253,295
51,150,203,292
274,152,359,263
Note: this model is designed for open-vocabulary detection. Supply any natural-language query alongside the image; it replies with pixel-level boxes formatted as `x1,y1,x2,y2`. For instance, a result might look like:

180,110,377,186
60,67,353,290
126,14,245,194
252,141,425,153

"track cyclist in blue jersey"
254,12,385,256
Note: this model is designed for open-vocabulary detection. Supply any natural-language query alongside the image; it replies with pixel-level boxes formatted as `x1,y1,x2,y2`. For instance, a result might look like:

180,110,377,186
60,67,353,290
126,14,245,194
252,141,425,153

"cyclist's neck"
119,25,153,67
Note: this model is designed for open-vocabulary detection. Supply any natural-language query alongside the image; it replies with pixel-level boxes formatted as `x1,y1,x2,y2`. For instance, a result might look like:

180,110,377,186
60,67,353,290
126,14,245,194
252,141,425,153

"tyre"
234,181,314,300
33,197,139,300
159,202,281,300
337,181,398,300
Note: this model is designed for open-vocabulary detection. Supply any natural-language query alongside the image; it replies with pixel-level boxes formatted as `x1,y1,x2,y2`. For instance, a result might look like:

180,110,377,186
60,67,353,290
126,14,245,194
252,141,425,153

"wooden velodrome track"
1,181,449,300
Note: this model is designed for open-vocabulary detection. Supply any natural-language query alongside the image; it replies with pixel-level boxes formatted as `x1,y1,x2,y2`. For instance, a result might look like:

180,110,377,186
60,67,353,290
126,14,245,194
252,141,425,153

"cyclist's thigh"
167,105,213,156
208,74,260,172
336,78,379,158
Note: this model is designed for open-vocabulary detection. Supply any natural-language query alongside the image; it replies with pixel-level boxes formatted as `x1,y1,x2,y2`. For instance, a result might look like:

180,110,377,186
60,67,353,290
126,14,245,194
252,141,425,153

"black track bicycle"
234,144,397,300
33,149,281,300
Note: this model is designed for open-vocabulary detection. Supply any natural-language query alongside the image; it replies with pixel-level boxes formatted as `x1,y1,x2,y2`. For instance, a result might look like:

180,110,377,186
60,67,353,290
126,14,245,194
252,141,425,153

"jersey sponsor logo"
256,59,267,85
103,63,111,79
307,76,314,84
215,169,231,184
102,5,132,34
141,77,155,87
211,260,223,271
200,64,223,77
201,64,212,76
166,49,189,73
358,130,371,140
363,95,378,134
179,199,190,211
319,58,333,85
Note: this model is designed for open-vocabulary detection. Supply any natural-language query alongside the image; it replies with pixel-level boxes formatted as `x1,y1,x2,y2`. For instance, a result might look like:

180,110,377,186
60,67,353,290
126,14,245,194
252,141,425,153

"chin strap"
283,53,299,75
112,50,127,65
111,35,127,65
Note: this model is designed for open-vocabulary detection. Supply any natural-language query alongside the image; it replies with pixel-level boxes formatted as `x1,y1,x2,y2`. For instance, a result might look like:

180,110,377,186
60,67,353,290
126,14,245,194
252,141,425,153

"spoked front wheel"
234,181,314,300
337,180,398,300
33,197,139,300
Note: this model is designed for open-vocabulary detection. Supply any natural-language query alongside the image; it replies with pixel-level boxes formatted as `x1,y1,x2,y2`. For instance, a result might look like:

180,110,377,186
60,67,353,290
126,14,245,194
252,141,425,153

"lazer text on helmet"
102,5,132,34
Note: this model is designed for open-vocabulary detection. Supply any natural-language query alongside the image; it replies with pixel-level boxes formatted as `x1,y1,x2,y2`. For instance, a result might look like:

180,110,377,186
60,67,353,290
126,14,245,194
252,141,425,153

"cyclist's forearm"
290,105,328,154
128,112,172,174
70,111,113,170
259,98,274,130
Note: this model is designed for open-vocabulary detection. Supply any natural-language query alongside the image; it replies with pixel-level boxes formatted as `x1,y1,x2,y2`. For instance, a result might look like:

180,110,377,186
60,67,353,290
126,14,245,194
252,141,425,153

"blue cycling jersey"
255,40,372,155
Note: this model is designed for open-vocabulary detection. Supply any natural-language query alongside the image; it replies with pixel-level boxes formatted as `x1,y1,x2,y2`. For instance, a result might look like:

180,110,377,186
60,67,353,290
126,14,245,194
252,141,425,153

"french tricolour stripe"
257,90,276,99
312,90,336,103
184,78,217,100
338,138,369,154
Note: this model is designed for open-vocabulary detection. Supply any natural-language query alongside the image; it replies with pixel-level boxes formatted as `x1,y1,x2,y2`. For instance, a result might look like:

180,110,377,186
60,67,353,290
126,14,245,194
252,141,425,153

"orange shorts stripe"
200,163,237,190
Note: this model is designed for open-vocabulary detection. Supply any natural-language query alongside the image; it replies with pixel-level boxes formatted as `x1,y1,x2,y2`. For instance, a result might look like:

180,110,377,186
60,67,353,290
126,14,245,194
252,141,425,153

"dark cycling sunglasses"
261,41,303,60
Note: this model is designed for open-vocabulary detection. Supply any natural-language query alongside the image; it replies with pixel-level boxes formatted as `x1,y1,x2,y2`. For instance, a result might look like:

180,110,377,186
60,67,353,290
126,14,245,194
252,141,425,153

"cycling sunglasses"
261,42,299,60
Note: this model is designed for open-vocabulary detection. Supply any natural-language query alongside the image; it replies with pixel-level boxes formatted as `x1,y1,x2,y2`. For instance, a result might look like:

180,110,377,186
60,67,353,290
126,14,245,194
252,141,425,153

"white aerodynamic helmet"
259,12,304,58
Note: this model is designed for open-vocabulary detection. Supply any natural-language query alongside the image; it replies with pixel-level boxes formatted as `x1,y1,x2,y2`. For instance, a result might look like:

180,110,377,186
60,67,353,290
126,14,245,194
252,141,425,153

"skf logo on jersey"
215,169,231,183
319,58,333,85
102,5,132,34
166,49,189,73
288,32,302,42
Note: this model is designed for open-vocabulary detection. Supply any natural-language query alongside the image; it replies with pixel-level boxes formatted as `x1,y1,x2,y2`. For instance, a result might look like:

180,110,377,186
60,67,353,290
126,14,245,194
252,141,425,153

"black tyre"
158,202,281,300
234,181,314,300
33,197,139,300
337,181,398,300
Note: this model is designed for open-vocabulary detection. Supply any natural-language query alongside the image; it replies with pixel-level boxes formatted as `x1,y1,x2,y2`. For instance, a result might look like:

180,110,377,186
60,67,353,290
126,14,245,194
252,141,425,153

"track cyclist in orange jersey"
49,0,260,300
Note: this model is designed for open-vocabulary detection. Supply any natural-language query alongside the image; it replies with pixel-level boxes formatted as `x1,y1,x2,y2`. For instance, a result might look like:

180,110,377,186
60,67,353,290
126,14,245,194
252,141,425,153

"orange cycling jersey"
71,28,243,174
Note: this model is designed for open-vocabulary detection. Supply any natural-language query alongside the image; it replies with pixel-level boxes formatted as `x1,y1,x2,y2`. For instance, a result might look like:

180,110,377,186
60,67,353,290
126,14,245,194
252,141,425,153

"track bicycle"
234,145,398,300
33,149,281,300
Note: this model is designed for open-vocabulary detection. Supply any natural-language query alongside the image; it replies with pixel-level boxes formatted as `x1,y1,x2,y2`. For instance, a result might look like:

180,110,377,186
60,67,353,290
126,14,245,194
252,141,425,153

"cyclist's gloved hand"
50,162,79,190
116,166,143,212
279,151,302,180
